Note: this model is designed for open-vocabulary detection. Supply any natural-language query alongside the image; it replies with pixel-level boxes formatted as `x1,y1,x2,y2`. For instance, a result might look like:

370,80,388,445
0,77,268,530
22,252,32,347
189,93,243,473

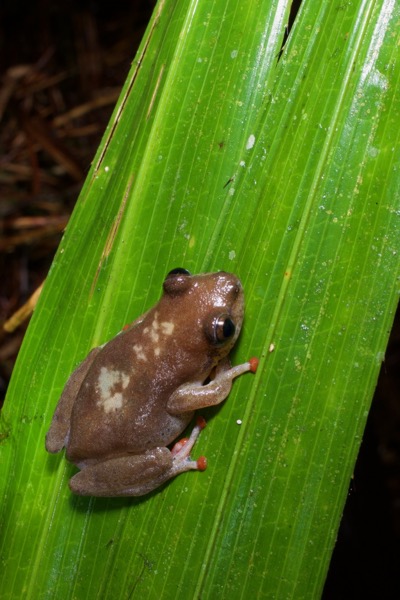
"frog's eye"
208,314,236,344
164,268,192,295
167,268,191,277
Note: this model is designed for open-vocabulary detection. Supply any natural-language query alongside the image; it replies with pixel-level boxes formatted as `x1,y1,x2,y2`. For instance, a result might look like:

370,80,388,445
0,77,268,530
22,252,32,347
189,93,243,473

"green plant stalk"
1,0,399,598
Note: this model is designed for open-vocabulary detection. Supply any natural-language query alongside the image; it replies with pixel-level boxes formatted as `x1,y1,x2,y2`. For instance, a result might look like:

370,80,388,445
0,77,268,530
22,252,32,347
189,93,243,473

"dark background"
1,1,399,597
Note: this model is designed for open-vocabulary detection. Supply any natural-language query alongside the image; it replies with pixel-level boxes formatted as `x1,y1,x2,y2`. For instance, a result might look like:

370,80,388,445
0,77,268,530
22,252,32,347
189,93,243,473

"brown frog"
46,268,258,497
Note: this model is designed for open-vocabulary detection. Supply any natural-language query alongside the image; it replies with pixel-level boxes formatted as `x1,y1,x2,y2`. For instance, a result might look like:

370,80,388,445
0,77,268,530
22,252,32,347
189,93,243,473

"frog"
45,268,258,497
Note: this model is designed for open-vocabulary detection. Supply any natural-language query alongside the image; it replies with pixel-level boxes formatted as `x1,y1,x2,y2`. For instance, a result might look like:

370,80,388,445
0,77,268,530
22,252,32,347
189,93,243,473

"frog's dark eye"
167,268,191,277
164,268,192,295
207,314,236,344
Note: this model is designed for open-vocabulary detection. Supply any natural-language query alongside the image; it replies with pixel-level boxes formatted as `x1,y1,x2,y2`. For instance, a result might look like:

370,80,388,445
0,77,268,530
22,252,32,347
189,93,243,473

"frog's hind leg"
69,448,173,497
69,418,207,497
46,347,101,453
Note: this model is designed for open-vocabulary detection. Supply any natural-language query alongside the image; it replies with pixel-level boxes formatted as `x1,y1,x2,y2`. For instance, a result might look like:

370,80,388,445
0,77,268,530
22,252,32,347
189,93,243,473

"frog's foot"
170,416,208,473
68,417,207,497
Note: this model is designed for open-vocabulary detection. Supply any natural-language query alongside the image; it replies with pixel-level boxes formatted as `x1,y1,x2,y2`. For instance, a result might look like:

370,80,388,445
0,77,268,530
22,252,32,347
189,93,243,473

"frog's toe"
168,416,208,476
170,416,206,458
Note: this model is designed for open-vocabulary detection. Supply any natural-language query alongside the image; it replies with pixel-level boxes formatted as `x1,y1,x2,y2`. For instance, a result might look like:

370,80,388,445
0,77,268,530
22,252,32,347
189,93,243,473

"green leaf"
1,0,399,598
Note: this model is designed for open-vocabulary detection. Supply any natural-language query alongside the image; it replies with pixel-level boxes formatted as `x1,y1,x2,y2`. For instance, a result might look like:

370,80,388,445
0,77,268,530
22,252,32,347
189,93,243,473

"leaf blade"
1,0,399,598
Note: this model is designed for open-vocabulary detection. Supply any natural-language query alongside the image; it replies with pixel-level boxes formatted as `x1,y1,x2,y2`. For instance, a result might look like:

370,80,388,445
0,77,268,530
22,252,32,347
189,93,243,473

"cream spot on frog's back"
103,393,124,413
141,313,176,357
96,366,130,413
150,316,160,342
161,321,175,335
133,344,147,361
150,330,159,343
143,311,161,343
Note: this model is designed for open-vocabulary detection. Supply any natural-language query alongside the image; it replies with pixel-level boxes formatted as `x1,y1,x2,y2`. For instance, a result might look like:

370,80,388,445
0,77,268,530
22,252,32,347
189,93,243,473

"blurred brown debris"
0,0,154,399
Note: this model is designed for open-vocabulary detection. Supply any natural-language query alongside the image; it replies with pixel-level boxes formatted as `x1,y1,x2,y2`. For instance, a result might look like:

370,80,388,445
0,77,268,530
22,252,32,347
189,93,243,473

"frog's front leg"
69,419,207,497
167,357,258,413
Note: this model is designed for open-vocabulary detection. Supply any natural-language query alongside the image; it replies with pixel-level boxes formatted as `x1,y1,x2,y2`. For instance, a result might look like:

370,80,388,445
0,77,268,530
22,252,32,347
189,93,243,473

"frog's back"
65,331,194,463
